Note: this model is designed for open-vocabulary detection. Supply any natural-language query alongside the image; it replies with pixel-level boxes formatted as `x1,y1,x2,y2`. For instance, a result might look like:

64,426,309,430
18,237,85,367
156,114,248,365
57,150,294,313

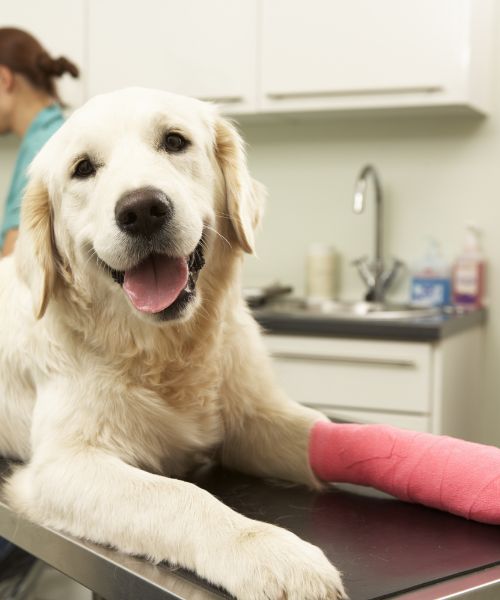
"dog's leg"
220,317,329,488
5,378,345,600
6,448,344,600
218,319,348,596
222,393,326,488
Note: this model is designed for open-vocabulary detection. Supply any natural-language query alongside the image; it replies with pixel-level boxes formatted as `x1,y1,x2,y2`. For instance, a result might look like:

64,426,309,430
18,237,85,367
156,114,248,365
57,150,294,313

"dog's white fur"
0,88,345,599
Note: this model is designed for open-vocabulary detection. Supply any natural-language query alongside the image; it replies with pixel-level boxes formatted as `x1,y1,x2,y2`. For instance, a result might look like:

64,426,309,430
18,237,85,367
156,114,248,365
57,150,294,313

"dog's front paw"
223,522,346,600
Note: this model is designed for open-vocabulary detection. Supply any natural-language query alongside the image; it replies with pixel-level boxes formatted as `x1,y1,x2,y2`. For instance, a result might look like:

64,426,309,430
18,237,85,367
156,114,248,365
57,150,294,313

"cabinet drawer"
266,335,432,413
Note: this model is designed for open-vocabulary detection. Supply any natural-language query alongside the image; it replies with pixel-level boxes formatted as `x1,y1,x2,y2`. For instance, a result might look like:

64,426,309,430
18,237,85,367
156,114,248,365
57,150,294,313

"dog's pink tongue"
123,255,188,313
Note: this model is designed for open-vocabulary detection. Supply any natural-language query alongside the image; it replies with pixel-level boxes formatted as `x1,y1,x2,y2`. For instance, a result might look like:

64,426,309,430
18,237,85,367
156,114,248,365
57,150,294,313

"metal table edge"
0,499,224,600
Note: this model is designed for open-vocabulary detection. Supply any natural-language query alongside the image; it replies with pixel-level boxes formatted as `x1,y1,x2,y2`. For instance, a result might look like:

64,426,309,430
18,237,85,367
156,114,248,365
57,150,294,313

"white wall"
239,62,500,448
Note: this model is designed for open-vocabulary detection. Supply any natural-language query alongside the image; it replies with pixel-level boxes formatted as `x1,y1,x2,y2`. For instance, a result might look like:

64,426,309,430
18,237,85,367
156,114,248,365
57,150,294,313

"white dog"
0,88,345,600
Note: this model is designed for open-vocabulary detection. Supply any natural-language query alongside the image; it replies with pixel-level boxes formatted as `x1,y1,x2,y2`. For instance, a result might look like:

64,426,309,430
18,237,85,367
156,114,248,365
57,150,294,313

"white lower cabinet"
265,328,483,440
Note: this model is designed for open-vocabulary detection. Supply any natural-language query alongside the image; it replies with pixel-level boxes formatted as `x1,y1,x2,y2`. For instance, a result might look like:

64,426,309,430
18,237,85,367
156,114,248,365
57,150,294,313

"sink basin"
259,298,442,320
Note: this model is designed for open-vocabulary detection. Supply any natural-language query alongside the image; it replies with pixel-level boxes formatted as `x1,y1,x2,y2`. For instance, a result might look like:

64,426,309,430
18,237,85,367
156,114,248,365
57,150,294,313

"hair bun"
37,52,79,79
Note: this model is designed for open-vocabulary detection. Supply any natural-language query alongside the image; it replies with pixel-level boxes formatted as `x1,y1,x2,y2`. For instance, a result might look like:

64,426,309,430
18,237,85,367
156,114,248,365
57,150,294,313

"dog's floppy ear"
15,177,59,319
214,118,265,254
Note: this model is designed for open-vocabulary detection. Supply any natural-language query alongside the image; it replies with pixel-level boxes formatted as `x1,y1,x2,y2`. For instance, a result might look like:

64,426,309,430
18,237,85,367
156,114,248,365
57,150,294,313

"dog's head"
15,88,264,324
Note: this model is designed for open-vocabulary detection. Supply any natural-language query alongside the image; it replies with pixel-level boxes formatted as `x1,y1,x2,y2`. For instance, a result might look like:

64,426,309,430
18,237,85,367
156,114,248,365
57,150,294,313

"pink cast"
309,420,500,524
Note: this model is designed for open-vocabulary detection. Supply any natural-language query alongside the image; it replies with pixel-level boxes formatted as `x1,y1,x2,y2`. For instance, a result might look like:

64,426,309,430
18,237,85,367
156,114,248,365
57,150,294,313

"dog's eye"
163,133,188,153
73,158,96,179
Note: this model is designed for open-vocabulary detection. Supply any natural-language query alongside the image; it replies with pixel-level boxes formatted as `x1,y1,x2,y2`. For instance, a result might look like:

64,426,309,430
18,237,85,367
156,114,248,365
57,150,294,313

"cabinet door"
1,0,86,109
88,0,257,114
260,0,486,113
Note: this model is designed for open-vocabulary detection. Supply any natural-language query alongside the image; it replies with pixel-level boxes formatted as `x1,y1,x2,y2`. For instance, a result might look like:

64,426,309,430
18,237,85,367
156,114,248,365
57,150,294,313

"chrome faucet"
352,165,403,303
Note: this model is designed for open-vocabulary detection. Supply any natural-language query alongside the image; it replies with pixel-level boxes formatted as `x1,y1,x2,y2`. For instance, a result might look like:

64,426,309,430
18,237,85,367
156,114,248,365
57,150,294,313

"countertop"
1,459,499,599
253,306,487,342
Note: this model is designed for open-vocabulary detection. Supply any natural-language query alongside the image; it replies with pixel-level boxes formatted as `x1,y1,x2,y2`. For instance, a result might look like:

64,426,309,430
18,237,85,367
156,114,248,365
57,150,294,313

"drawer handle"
196,95,244,104
266,85,443,100
271,351,416,369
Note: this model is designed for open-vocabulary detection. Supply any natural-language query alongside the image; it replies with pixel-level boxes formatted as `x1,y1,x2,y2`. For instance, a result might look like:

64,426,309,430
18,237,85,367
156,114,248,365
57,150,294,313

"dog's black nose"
115,187,173,236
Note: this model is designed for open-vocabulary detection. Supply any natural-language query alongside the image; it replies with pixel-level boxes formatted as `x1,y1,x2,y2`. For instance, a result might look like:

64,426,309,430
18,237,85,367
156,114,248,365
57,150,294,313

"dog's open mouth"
102,238,205,317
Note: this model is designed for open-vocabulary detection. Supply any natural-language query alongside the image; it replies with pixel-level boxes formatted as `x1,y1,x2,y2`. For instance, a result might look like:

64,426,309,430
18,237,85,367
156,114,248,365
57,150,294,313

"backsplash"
240,114,494,306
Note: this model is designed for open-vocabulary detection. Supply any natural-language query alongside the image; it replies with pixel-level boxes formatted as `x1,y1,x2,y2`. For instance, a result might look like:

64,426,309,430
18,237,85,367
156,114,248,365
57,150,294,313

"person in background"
0,26,79,597
0,26,79,256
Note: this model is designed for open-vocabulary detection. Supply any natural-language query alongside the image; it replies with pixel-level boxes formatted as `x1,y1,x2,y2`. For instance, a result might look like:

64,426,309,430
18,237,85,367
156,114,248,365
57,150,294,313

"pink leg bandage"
309,420,500,525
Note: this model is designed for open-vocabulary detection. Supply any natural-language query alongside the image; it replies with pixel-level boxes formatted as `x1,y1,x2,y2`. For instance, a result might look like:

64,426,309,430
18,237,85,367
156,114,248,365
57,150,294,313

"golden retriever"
0,88,345,599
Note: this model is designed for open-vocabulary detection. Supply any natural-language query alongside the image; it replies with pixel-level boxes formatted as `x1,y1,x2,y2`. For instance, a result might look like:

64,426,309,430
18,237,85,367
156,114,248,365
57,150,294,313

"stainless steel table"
1,459,499,599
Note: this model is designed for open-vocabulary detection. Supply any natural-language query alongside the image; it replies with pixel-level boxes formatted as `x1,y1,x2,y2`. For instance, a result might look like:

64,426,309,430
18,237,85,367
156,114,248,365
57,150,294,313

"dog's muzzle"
95,187,206,321
94,187,207,320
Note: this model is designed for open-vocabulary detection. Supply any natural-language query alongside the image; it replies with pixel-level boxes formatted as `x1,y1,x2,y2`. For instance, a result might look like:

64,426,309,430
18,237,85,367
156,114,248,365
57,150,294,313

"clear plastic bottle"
410,237,452,307
452,225,485,309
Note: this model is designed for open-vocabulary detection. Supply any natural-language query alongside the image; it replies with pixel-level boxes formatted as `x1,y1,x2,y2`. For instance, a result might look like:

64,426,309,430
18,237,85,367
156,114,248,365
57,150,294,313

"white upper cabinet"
19,0,489,117
1,0,86,109
87,0,258,114
260,0,494,114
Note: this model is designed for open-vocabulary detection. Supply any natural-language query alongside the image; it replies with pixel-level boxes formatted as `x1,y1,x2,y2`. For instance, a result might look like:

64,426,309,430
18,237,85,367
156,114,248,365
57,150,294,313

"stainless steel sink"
259,298,442,320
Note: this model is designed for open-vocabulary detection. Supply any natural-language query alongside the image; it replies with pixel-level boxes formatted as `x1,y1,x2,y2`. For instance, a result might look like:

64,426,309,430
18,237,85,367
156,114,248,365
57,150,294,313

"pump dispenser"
410,237,452,307
452,225,485,308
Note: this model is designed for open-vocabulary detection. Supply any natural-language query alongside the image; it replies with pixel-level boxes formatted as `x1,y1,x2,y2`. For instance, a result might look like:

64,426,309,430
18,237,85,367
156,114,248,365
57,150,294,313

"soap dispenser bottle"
452,225,485,309
410,237,452,307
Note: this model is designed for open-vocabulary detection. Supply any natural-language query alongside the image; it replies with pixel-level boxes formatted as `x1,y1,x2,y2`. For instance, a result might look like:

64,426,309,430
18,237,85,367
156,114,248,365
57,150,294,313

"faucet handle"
380,257,404,291
353,256,404,303
352,255,375,289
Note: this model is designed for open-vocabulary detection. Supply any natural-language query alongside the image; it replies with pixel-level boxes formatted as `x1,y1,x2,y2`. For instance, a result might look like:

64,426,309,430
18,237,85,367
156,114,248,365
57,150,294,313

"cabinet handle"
271,351,416,369
266,85,443,100
196,95,244,104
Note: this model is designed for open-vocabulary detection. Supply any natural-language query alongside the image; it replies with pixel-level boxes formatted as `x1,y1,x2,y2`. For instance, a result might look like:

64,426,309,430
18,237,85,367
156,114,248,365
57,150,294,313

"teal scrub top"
1,104,65,246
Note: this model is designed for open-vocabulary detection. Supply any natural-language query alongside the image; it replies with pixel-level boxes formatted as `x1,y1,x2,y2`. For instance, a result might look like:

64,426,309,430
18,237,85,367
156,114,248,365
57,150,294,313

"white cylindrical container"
306,244,338,300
